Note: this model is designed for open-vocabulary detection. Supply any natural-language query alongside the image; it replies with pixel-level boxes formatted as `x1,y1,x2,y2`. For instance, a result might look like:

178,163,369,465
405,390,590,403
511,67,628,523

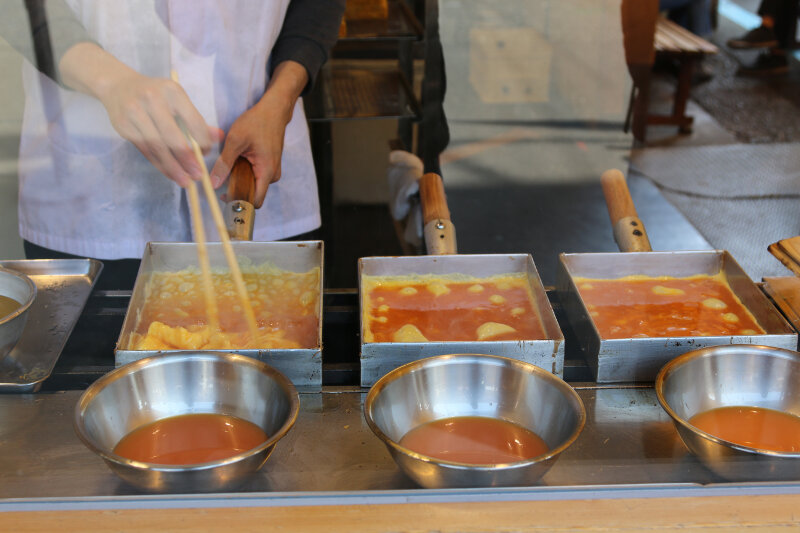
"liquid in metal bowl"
364,354,585,488
74,352,299,493
656,344,800,481
0,266,37,361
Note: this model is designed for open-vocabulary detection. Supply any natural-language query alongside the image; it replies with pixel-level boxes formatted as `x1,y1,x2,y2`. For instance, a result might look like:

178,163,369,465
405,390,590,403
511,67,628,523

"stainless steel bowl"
74,352,299,493
656,344,800,481
364,354,586,488
0,266,36,361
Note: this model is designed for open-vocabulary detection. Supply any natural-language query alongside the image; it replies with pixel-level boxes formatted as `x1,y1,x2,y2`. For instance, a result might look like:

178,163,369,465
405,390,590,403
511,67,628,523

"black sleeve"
0,1,95,84
269,0,346,95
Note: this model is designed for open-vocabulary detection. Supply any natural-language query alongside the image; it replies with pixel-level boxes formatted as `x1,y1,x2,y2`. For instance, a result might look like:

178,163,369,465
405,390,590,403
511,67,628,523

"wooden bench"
622,8,718,142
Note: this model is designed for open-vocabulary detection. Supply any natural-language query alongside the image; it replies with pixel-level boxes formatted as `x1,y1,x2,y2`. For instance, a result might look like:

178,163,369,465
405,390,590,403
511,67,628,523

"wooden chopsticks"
171,71,259,342
185,173,220,332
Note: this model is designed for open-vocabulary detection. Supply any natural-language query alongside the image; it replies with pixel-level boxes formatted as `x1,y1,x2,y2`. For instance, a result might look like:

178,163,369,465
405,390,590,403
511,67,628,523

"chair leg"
673,57,696,134
631,81,650,143
624,84,636,134
628,64,652,143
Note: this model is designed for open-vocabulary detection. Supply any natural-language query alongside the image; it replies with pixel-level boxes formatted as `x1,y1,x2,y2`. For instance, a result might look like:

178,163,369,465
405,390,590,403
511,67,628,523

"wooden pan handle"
227,157,256,204
600,169,652,252
419,172,457,255
225,157,256,241
420,172,451,224
601,168,639,225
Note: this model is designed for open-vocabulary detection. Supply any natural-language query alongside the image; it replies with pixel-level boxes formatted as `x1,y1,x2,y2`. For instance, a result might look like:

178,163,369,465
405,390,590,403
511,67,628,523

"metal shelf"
305,62,421,121
4,385,800,504
338,0,423,42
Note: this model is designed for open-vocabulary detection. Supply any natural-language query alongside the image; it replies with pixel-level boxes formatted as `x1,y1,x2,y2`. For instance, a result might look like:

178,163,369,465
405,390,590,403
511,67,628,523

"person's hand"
97,73,224,187
209,90,290,208
209,61,309,208
59,43,223,187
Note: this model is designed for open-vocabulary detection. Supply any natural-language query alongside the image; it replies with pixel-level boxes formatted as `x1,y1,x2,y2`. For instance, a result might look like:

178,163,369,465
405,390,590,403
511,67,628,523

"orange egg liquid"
113,413,268,465
365,278,545,342
575,275,764,339
689,406,800,452
135,268,320,349
399,416,549,465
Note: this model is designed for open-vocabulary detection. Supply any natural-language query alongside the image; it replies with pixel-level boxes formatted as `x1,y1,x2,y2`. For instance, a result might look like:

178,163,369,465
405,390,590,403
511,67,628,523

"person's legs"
768,0,797,49
727,0,780,48
661,0,693,31
757,0,782,18
735,0,794,75
737,49,789,74
686,0,713,37
660,0,692,8
661,0,713,36
282,228,322,241
658,0,715,82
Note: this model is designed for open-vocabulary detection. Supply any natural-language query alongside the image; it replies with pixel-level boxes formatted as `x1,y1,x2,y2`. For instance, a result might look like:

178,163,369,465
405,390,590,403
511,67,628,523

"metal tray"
3,385,798,502
115,241,324,388
359,254,564,387
557,251,798,382
0,259,102,393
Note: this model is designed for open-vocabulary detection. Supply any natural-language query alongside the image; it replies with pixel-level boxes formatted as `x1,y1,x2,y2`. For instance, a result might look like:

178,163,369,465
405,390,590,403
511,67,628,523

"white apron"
18,0,320,260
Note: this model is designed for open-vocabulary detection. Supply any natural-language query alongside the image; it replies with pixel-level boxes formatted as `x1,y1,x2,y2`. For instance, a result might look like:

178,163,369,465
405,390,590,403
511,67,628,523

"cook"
14,0,344,288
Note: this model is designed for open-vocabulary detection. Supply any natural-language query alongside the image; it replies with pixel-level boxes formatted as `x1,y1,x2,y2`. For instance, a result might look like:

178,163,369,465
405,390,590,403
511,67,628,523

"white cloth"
18,0,320,260
386,149,423,249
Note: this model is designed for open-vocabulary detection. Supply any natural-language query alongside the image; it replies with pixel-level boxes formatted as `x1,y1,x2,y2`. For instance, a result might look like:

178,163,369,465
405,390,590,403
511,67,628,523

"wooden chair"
621,0,718,142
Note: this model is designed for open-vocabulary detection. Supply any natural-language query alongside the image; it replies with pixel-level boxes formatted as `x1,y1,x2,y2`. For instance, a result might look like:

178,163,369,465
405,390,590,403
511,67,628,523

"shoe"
727,26,779,49
737,52,788,76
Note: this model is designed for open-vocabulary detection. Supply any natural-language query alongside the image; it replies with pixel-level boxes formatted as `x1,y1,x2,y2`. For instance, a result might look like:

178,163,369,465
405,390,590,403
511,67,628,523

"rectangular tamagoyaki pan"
359,253,565,387
115,161,324,388
556,170,797,383
358,174,563,387
116,241,324,388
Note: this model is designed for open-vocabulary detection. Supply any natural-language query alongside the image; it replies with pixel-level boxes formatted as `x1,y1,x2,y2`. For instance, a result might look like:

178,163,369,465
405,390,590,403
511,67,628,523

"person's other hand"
209,61,308,208
209,89,290,208
59,43,223,187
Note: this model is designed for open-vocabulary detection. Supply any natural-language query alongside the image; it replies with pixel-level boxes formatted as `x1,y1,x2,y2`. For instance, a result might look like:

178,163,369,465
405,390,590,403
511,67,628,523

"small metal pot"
656,344,800,481
364,354,585,488
74,352,299,493
0,266,37,361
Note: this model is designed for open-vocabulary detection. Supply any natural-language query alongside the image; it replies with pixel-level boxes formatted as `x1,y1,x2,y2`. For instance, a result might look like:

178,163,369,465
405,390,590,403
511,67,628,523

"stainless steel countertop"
3,385,799,511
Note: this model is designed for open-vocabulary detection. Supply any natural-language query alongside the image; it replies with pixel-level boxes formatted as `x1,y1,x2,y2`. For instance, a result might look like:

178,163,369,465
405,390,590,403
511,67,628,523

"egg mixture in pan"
557,250,797,383
359,254,564,387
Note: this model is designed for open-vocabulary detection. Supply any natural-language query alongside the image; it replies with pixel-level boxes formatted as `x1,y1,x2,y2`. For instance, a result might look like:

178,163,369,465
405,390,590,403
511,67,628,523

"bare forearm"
58,42,220,186
58,41,138,100
253,60,309,125
209,61,309,205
